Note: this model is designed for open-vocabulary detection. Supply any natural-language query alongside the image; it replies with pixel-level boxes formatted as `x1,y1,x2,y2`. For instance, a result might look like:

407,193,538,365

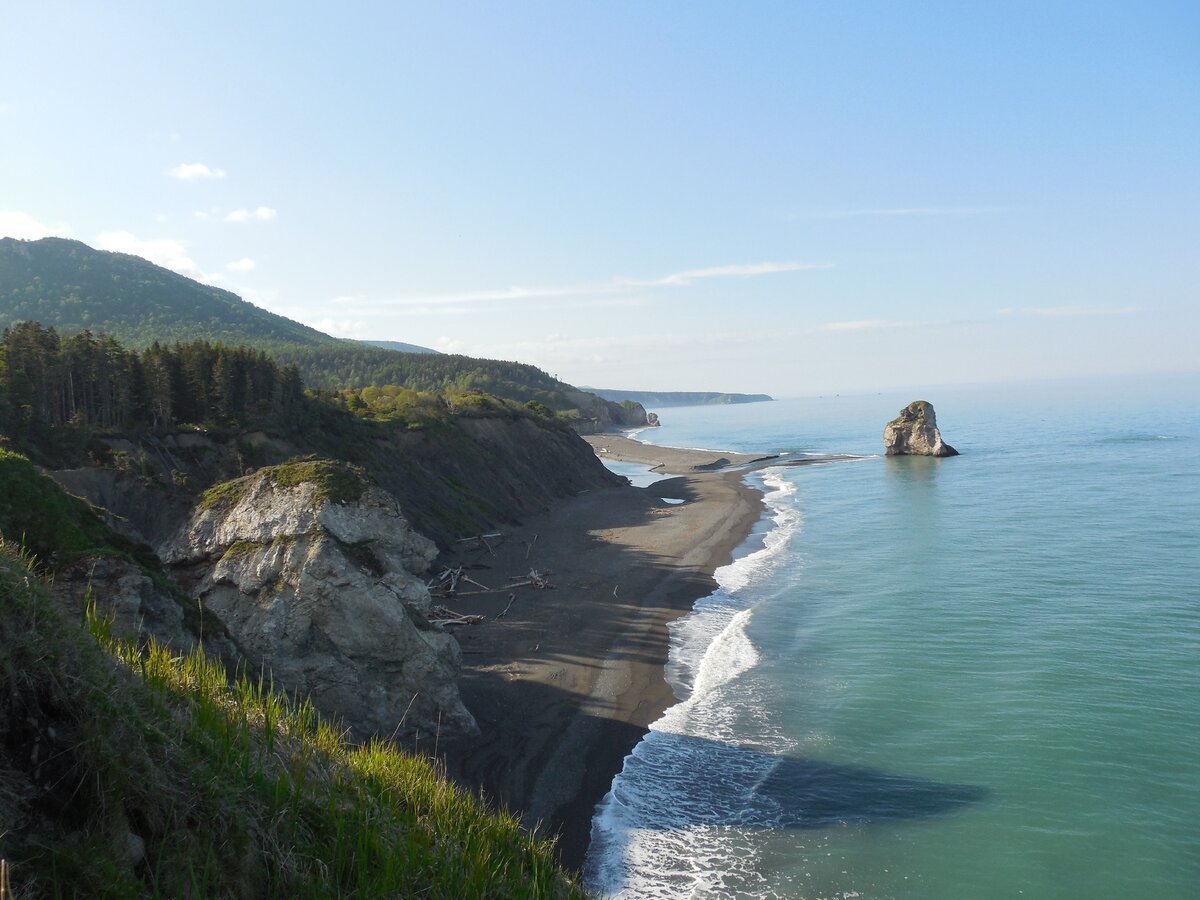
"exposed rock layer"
883,401,959,457
161,465,476,739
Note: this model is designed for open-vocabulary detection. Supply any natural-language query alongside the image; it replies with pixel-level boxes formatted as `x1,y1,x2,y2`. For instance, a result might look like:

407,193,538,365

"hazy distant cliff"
585,388,773,407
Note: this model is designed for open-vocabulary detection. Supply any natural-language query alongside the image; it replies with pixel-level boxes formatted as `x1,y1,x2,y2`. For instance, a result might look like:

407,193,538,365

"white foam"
585,467,805,898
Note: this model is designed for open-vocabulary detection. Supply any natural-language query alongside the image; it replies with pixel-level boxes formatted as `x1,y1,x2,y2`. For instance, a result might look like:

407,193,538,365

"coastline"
437,436,826,871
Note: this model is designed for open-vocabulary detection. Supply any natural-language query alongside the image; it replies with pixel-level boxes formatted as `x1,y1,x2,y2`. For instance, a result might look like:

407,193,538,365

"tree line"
0,322,304,434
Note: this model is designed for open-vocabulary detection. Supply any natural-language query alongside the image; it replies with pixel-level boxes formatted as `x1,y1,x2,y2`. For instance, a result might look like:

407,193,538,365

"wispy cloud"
998,304,1139,318
168,162,226,181
225,206,277,223
346,260,829,310
226,258,256,272
817,318,916,332
95,230,206,280
0,210,69,240
816,207,1004,219
315,317,369,338
641,261,821,286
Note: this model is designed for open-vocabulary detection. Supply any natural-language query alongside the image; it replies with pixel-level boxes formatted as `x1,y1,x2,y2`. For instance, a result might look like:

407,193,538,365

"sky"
2,2,1197,395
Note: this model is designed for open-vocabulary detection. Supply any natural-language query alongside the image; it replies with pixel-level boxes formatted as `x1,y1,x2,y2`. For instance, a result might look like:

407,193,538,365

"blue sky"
2,2,1196,394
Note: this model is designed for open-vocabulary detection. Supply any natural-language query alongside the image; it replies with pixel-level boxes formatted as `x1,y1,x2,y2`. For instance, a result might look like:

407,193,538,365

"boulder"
160,461,477,740
883,401,959,457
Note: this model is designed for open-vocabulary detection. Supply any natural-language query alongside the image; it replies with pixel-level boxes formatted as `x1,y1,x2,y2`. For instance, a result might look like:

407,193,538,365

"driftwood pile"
428,606,486,627
426,532,555,628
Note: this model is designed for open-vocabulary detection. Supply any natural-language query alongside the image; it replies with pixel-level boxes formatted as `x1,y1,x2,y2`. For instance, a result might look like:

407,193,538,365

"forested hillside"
0,237,328,348
0,237,644,426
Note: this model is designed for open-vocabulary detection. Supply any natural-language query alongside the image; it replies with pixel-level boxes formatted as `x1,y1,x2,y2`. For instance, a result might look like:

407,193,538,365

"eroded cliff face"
883,401,959,457
160,461,477,740
562,390,649,433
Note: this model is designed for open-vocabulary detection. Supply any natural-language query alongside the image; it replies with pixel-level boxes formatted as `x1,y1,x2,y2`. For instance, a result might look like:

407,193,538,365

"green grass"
0,448,138,570
0,543,585,898
199,457,369,513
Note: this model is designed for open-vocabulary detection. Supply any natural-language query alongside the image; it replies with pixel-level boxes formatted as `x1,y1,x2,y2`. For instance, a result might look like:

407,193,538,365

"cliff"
160,459,477,740
47,411,625,551
562,389,650,432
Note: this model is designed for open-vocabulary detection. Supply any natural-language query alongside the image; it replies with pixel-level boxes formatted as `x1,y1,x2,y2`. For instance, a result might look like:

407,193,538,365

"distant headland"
583,388,773,407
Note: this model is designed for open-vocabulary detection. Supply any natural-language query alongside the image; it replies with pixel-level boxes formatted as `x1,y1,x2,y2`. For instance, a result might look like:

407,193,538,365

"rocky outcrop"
160,460,477,740
49,556,239,662
883,401,959,457
646,412,660,427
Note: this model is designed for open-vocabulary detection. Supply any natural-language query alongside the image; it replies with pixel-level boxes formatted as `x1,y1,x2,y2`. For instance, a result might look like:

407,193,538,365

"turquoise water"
585,375,1200,899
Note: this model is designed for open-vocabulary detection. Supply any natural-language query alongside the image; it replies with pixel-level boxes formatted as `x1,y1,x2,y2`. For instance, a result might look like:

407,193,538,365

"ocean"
583,374,1200,899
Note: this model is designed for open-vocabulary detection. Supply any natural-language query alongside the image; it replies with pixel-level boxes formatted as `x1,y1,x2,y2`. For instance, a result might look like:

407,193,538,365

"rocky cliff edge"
159,459,477,739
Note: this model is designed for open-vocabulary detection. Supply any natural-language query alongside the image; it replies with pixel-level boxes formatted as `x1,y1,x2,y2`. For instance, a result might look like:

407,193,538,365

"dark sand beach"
437,438,827,870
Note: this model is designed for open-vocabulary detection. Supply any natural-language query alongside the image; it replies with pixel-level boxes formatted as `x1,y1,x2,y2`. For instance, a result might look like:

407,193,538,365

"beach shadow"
611,731,988,831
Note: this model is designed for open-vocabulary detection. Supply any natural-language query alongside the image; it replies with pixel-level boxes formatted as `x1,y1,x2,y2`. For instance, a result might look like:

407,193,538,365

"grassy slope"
0,447,134,568
0,544,583,897
0,448,586,897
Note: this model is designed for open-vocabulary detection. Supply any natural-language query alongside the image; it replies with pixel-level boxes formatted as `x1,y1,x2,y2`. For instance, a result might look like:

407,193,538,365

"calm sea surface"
584,374,1200,899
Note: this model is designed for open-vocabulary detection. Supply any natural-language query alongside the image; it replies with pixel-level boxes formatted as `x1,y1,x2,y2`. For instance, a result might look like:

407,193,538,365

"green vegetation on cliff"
0,544,583,898
0,447,136,568
200,458,370,511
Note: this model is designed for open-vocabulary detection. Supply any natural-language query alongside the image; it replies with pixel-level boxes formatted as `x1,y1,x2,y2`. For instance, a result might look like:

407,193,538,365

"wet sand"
436,438,831,872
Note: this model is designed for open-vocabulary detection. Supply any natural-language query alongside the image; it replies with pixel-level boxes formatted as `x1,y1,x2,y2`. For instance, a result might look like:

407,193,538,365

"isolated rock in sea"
160,460,477,739
883,401,959,457
646,412,661,427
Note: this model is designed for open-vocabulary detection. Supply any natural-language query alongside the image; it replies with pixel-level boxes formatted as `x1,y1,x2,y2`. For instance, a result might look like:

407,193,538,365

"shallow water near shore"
584,374,1200,899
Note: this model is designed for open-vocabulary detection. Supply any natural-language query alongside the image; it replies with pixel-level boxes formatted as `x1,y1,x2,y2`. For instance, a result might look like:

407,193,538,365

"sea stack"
883,400,959,457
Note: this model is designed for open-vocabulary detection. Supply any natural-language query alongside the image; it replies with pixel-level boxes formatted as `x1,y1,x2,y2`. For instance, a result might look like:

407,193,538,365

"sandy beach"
437,437,824,871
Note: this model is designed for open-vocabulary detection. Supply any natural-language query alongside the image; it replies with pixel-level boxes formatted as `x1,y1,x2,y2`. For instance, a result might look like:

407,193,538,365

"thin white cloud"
94,230,202,278
639,261,825,286
315,317,369,338
818,318,914,332
225,206,277,223
226,257,256,272
1004,305,1140,318
168,162,226,181
817,207,1004,219
351,260,829,309
0,210,70,240
436,337,468,354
